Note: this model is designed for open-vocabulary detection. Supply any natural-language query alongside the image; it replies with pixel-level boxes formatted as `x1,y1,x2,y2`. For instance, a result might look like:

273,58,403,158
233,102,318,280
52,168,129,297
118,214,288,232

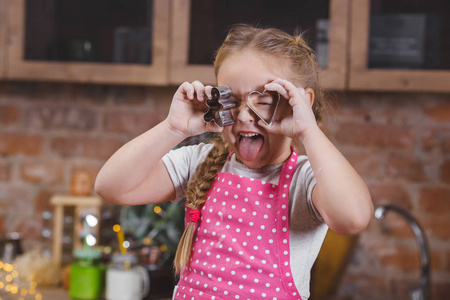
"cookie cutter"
203,85,237,127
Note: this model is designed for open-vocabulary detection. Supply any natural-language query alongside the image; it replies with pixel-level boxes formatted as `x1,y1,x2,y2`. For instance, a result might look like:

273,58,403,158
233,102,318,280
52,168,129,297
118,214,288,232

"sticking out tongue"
239,134,264,162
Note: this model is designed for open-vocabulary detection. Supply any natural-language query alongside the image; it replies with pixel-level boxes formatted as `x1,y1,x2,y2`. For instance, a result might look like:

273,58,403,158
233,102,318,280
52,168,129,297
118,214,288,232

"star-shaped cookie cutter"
203,85,237,127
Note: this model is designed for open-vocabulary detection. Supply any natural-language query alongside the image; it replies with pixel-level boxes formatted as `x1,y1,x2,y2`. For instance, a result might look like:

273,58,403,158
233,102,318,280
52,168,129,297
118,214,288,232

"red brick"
422,129,450,153
0,185,33,209
368,184,412,209
423,102,450,122
0,105,20,125
14,217,43,240
111,86,149,105
346,151,383,178
441,160,450,183
20,161,65,184
375,213,417,238
50,137,80,157
0,133,43,156
105,111,161,134
333,123,415,150
338,272,389,299
82,138,123,160
379,247,420,271
432,281,450,300
419,187,450,214
390,278,421,300
422,215,450,239
24,105,97,130
386,153,427,181
0,161,12,181
34,190,54,214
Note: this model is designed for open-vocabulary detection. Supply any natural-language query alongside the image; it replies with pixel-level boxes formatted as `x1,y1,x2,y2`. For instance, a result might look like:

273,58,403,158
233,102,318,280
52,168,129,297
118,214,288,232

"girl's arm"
95,81,222,206
263,79,373,235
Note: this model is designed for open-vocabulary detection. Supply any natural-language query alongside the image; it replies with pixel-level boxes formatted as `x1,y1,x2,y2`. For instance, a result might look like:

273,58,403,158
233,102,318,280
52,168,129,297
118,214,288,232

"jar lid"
73,248,102,260
111,253,138,264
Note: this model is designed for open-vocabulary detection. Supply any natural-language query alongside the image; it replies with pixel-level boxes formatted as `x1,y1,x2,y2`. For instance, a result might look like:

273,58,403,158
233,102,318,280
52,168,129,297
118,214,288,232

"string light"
0,260,42,299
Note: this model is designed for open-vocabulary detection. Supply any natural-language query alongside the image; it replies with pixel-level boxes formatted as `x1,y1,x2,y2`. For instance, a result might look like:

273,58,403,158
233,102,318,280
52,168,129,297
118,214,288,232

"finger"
264,82,289,100
206,122,224,133
191,80,206,101
271,79,310,106
179,81,195,100
204,85,213,99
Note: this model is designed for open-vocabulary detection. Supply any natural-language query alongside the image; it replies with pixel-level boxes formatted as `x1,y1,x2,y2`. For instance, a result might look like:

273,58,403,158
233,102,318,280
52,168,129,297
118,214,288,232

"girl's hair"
174,135,230,274
173,24,324,275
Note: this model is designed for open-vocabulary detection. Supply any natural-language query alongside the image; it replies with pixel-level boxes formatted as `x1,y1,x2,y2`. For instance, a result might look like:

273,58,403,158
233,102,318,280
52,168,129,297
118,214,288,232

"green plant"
119,201,184,257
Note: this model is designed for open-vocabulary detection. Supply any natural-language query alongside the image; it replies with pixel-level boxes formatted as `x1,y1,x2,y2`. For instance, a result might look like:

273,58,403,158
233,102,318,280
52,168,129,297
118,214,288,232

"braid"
174,137,230,275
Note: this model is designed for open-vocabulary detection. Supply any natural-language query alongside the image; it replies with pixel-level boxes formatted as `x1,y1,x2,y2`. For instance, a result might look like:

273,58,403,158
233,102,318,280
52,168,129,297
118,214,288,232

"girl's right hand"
165,81,223,138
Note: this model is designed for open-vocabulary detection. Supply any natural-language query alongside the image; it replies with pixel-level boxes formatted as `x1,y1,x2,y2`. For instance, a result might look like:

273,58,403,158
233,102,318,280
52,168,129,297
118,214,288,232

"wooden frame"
349,0,450,92
170,0,351,90
5,0,170,86
0,0,6,78
51,195,102,270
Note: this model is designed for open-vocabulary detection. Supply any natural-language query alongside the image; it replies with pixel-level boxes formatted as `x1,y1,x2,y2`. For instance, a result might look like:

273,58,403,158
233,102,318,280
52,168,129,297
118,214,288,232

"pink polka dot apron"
174,149,302,300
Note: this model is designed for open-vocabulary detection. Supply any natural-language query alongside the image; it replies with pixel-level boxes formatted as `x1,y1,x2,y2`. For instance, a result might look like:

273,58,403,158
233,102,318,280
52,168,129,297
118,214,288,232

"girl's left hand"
260,78,319,141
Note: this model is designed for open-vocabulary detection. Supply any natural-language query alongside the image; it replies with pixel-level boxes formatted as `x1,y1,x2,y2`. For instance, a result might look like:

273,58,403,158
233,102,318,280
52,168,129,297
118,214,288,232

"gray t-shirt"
162,143,328,300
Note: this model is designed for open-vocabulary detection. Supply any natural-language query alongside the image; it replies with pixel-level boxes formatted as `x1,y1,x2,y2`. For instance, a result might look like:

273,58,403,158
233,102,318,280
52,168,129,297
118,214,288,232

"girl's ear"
305,88,315,107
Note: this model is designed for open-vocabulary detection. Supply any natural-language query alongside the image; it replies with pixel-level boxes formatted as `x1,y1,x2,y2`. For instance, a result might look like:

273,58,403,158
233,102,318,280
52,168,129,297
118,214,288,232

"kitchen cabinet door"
5,0,170,85
170,0,350,90
349,0,450,92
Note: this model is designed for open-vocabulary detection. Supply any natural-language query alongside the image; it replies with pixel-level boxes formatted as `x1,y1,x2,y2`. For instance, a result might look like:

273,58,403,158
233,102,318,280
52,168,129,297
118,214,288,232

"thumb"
206,122,224,133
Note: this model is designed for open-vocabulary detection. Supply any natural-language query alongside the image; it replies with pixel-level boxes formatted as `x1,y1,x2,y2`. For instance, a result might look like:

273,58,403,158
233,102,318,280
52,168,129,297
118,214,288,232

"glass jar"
69,248,105,300
106,253,150,300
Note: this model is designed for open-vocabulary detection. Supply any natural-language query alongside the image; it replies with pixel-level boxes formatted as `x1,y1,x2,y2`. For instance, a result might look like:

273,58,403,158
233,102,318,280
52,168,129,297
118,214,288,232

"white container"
106,253,150,300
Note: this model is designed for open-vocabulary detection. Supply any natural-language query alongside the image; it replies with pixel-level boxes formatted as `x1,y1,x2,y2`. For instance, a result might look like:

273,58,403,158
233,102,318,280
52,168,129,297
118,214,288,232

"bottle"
69,248,105,300
106,253,150,300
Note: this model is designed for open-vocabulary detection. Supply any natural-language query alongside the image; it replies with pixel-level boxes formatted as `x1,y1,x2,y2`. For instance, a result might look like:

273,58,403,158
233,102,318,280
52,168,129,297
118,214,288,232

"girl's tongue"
238,133,264,162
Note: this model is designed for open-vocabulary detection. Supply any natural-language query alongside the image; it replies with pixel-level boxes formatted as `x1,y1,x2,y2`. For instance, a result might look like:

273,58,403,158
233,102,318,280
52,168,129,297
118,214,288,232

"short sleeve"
294,157,322,223
161,143,214,201
303,161,322,222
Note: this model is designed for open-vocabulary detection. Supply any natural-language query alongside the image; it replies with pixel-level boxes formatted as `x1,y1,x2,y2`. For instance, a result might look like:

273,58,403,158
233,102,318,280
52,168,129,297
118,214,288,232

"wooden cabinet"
1,0,449,92
4,0,170,85
170,0,351,90
349,0,450,92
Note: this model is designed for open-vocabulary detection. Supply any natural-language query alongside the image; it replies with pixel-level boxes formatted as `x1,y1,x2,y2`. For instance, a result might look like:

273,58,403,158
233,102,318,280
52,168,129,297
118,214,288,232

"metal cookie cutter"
203,85,237,127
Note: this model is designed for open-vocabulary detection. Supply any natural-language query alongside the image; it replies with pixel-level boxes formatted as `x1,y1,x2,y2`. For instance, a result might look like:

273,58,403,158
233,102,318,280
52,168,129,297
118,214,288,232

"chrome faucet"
374,205,431,300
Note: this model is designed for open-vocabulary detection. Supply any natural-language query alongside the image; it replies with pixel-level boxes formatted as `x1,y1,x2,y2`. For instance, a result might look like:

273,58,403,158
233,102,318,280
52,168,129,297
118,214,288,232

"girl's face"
217,50,293,168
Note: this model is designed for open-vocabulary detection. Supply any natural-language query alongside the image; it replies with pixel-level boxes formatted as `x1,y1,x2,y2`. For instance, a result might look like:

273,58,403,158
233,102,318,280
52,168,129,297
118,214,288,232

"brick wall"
0,82,449,299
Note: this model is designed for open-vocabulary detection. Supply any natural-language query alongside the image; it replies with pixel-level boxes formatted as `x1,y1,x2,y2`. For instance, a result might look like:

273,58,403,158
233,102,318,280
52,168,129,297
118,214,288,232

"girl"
95,25,373,300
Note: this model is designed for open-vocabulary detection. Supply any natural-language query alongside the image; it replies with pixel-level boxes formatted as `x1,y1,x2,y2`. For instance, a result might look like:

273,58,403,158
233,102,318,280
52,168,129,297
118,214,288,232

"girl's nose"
235,105,256,123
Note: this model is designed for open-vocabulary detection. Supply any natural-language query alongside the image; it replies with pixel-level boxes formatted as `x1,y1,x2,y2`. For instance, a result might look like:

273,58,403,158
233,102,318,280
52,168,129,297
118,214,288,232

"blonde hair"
173,136,229,274
174,24,324,275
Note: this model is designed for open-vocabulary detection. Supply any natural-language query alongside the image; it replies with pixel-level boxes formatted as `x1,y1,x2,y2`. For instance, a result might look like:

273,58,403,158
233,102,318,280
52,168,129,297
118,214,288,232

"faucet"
374,205,431,300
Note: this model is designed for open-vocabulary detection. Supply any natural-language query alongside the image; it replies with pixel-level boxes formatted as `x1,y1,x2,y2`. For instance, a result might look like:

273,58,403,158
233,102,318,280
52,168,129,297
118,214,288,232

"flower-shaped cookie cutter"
203,85,237,127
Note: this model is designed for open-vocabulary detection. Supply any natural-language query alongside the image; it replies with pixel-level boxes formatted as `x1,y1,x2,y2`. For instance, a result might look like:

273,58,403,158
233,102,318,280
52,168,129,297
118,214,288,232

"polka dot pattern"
176,149,301,300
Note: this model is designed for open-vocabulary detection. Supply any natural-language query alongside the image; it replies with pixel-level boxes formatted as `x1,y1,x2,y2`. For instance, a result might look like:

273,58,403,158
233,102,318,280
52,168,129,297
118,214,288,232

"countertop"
40,288,172,300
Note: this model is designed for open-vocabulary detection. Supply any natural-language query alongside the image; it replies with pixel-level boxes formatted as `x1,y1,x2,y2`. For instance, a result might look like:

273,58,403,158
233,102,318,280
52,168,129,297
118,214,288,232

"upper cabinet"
4,0,170,85
170,0,350,90
1,0,449,92
349,0,450,92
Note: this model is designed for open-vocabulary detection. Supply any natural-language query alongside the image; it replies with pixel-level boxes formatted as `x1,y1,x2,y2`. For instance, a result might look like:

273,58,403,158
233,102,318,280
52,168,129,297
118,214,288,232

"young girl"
95,25,373,300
